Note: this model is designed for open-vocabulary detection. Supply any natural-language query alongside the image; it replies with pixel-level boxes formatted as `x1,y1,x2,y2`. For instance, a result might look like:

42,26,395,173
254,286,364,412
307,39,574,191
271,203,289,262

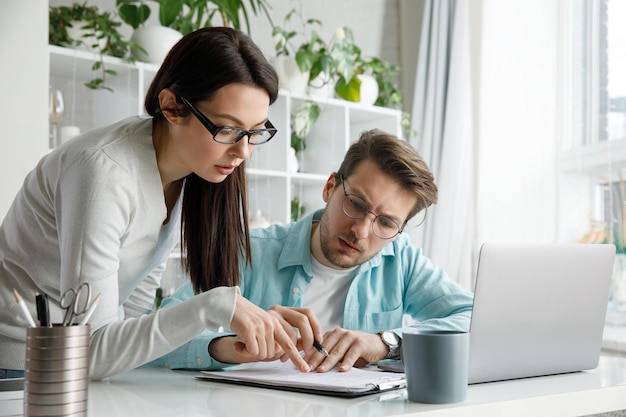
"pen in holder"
24,324,90,417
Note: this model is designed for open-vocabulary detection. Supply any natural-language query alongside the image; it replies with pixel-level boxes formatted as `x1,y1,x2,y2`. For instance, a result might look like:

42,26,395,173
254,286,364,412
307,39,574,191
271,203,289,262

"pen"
35,292,51,327
78,293,101,326
313,340,329,357
13,289,36,327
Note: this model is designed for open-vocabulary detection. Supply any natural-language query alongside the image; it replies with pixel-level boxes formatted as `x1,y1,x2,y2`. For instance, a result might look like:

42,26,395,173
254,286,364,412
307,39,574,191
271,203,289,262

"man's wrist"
208,335,237,362
378,331,402,359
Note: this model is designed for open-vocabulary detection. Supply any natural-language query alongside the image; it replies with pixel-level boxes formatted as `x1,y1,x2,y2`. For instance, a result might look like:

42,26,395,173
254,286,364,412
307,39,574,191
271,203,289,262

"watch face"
382,332,399,346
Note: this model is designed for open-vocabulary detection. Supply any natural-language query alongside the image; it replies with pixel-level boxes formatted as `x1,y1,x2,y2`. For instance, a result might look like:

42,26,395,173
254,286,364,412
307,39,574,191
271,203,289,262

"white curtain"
408,0,475,290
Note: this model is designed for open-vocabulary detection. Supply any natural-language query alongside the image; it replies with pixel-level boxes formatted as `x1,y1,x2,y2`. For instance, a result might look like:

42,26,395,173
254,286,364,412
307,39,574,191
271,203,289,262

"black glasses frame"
179,96,277,145
339,175,404,240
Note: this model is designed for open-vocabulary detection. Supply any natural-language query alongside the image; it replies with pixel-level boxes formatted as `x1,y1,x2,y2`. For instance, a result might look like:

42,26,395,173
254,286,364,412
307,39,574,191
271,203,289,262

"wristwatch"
378,331,402,359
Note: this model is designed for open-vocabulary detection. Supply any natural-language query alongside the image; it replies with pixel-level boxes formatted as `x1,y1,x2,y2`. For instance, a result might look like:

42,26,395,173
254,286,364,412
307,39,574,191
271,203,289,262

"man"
149,129,473,372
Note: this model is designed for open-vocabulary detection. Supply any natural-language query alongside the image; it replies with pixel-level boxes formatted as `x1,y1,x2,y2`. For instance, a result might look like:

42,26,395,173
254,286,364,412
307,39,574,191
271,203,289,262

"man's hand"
268,305,324,357
212,300,323,372
302,328,390,372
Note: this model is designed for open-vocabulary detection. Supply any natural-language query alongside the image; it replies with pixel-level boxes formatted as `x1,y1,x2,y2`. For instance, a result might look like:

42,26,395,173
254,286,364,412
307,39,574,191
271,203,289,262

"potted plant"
116,0,182,64
117,0,273,35
117,0,273,63
358,57,403,108
273,13,359,99
49,2,135,91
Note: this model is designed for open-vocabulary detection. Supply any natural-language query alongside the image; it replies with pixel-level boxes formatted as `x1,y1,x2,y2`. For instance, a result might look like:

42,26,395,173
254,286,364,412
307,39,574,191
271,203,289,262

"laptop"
380,243,615,384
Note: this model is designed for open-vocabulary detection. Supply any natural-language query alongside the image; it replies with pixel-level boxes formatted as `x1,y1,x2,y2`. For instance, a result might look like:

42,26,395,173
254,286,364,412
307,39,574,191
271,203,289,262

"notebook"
197,360,406,397
379,243,615,384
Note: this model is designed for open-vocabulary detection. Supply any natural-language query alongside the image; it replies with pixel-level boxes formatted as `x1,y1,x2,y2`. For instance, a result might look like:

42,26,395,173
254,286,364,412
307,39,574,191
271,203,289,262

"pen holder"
24,324,90,417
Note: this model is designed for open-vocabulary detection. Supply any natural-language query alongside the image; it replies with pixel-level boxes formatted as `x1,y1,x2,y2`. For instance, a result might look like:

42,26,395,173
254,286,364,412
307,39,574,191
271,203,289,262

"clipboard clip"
369,377,407,391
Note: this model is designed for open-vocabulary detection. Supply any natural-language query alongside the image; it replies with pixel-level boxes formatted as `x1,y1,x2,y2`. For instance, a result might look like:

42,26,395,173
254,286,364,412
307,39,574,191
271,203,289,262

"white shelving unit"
49,45,403,224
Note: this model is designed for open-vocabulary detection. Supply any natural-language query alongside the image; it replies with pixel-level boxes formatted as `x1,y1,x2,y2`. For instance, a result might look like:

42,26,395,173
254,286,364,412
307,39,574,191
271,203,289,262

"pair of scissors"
60,282,92,326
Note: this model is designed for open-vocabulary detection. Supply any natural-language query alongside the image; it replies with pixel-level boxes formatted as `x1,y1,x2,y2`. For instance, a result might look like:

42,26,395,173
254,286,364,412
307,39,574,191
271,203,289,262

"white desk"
2,356,626,417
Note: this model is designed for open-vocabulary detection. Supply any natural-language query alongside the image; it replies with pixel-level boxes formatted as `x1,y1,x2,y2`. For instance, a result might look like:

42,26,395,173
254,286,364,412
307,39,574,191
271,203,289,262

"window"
572,0,625,148
564,0,626,249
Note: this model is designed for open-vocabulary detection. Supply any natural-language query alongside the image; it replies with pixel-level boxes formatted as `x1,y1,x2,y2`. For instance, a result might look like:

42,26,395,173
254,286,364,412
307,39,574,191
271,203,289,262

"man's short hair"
336,129,438,221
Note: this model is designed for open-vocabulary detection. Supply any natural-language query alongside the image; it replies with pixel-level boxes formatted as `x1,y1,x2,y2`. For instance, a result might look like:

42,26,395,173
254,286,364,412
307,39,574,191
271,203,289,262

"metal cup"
24,324,90,417
402,330,470,404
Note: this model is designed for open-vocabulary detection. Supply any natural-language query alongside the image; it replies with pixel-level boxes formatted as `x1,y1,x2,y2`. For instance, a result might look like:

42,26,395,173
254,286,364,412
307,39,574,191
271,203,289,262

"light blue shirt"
147,209,474,370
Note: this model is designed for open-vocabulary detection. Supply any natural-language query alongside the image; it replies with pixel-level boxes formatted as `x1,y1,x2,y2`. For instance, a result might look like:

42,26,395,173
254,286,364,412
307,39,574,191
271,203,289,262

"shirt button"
293,287,300,294
196,357,203,366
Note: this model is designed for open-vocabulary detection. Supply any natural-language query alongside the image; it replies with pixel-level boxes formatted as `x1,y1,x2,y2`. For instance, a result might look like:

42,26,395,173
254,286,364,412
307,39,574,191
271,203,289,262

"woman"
0,27,310,380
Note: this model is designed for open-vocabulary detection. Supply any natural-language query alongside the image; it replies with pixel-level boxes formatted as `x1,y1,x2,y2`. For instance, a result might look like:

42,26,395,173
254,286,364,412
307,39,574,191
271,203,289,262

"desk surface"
2,355,626,417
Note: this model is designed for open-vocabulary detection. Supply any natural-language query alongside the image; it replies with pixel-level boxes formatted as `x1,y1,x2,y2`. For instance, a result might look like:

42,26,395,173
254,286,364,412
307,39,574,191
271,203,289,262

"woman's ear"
158,88,185,125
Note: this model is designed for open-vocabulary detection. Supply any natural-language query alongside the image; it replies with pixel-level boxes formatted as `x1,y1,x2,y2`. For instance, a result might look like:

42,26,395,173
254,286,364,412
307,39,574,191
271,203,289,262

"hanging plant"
49,2,136,92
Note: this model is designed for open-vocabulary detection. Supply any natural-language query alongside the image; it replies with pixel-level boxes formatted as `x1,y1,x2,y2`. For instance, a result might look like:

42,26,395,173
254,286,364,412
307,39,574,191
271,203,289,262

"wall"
0,1,49,218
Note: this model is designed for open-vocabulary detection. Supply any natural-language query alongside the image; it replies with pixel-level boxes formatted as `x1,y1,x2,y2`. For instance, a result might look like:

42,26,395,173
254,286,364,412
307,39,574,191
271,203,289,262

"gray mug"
402,330,469,404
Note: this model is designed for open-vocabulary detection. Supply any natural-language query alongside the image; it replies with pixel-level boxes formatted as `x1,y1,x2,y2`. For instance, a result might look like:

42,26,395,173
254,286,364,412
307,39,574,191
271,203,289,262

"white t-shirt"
303,256,357,332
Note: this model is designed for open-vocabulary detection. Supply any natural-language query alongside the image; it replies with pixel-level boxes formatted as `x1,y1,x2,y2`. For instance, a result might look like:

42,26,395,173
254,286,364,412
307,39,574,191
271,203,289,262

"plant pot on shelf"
357,74,379,106
131,26,183,64
287,147,299,173
274,55,309,94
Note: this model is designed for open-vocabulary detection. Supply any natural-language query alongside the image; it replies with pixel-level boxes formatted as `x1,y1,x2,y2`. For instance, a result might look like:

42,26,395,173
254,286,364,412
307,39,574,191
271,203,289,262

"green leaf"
118,4,150,29
157,0,184,27
335,75,361,102
291,132,305,152
84,78,104,89
295,48,315,73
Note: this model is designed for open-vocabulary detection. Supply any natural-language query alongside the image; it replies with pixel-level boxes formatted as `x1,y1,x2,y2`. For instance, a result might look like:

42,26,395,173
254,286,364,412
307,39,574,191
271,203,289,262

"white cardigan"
0,116,236,379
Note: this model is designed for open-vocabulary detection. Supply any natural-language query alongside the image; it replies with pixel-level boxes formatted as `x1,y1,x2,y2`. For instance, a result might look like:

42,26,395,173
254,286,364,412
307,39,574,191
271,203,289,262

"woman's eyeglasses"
179,96,277,145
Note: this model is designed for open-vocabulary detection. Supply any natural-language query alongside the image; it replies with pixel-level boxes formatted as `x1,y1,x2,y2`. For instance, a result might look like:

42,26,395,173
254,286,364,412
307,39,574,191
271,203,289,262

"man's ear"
158,88,185,124
322,172,338,203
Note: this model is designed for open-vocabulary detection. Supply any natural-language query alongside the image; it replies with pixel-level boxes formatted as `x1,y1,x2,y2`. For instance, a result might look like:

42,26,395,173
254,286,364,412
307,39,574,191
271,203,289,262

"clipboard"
196,360,406,398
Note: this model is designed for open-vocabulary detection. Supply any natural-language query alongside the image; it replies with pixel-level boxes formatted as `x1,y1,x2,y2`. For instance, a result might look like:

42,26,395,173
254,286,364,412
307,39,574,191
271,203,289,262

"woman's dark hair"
145,27,279,294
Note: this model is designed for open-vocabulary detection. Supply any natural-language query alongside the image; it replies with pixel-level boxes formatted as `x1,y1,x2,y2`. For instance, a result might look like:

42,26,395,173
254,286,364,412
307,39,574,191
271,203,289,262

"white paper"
197,361,406,394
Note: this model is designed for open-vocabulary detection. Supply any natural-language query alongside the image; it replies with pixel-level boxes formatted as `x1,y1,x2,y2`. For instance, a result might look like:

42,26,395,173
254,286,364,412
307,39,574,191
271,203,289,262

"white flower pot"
358,74,379,106
131,26,183,64
287,147,299,173
274,55,309,94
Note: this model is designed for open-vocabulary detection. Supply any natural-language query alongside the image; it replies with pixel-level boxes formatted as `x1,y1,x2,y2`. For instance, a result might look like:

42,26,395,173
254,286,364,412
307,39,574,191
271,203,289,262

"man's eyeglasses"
339,175,404,239
179,96,277,145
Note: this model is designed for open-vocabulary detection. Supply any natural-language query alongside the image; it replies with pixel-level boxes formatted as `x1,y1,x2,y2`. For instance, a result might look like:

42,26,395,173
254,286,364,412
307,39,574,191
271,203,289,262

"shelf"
246,169,328,183
49,44,159,84
49,45,403,224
